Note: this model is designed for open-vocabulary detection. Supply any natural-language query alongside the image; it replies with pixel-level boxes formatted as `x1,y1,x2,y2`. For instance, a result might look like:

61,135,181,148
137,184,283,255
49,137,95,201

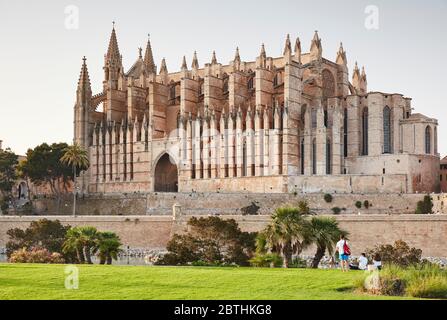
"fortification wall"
1,214,447,257
28,192,424,216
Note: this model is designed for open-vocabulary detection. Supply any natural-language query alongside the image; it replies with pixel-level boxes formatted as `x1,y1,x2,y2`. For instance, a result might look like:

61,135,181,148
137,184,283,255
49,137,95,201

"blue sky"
0,0,446,156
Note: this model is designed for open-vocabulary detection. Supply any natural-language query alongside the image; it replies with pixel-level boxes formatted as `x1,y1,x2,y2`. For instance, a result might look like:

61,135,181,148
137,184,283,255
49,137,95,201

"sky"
0,0,446,156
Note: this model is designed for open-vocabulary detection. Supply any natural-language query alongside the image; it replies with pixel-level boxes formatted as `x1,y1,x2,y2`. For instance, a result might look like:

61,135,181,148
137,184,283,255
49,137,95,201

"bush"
355,201,362,209
331,207,341,215
9,247,65,264
6,219,71,259
415,195,433,214
357,264,447,299
157,216,257,266
249,253,283,268
366,240,422,268
363,200,370,209
0,198,9,213
323,194,333,203
289,257,308,268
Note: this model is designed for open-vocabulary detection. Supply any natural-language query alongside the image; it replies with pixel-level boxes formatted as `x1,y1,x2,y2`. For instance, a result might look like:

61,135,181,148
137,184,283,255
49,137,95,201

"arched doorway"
18,182,28,200
154,153,178,192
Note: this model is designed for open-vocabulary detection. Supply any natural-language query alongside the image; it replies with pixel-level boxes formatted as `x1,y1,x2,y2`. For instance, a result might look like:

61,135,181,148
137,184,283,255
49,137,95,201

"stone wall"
27,192,425,216
1,214,447,257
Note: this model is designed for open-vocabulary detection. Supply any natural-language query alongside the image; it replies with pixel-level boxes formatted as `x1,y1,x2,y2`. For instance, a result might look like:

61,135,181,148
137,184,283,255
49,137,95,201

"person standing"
336,235,350,272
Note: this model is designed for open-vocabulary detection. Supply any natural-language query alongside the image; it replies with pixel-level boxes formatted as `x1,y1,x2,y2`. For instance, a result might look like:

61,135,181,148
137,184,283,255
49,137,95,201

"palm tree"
308,217,349,268
263,207,311,268
77,226,100,264
97,232,122,265
60,143,89,216
63,227,86,263
63,226,100,264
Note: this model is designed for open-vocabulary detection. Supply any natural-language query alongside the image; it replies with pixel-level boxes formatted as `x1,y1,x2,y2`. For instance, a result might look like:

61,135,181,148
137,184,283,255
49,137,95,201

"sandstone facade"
73,27,440,195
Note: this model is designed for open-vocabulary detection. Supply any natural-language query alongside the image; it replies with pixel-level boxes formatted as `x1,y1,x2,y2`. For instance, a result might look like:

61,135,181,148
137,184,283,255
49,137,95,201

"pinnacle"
144,35,156,74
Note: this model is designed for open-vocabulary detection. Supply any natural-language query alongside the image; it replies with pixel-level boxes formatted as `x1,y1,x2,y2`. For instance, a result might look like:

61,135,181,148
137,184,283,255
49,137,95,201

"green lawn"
0,263,412,300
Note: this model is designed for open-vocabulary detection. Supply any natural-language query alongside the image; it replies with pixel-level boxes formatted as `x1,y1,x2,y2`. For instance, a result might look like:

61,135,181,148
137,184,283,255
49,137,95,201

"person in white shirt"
373,254,382,270
349,253,368,270
335,235,350,272
358,253,368,270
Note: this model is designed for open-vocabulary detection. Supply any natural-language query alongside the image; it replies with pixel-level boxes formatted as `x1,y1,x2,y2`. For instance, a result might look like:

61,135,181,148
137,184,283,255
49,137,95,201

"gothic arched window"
169,84,176,100
362,107,369,156
223,77,229,93
248,77,254,90
383,106,392,154
312,138,317,175
425,126,432,154
343,108,348,157
324,108,328,127
311,109,317,128
322,69,335,98
326,139,331,174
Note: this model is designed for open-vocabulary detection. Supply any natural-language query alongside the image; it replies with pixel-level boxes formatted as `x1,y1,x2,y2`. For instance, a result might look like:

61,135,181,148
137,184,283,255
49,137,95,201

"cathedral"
74,26,440,195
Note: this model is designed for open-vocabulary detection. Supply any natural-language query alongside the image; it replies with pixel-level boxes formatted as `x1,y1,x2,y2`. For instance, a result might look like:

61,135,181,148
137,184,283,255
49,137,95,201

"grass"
355,264,447,299
0,263,416,300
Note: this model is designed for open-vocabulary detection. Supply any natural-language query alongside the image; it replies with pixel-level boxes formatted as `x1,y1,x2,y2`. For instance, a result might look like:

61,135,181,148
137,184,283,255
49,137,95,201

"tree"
60,143,90,216
366,240,422,267
158,216,256,266
415,195,433,214
6,219,72,260
307,217,348,268
63,226,100,264
262,207,311,268
0,148,18,212
97,231,122,265
63,227,86,263
20,143,73,212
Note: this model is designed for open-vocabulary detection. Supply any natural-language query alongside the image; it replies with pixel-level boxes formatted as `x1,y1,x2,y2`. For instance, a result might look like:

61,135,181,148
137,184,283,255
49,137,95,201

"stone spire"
294,37,302,63
144,34,156,74
191,51,199,70
352,61,361,92
310,30,322,60
360,66,367,93
234,47,241,63
211,51,218,64
77,56,92,94
233,47,241,71
336,42,347,66
159,58,168,74
106,22,121,63
361,66,367,82
181,55,188,71
283,34,292,56
260,43,266,59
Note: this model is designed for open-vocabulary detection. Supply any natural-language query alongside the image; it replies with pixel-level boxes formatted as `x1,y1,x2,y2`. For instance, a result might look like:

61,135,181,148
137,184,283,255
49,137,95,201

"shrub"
249,253,283,268
241,202,260,215
406,275,447,299
366,240,422,268
157,216,257,266
357,264,447,299
289,257,308,268
324,194,333,203
355,201,362,209
9,247,65,264
297,201,311,215
415,195,433,214
363,200,370,209
6,219,71,259
0,198,9,213
331,207,341,215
